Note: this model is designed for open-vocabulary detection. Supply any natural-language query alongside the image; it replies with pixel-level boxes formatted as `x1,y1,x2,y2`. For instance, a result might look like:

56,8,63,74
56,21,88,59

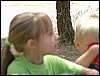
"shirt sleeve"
45,55,83,75
55,56,83,75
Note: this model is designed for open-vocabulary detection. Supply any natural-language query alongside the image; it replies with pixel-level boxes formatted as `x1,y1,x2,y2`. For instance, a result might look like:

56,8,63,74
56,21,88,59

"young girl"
1,12,99,75
74,10,99,71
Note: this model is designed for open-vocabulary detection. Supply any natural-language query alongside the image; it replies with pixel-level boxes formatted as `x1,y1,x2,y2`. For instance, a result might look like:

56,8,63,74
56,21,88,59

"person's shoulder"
44,55,61,60
44,54,68,63
8,57,22,67
7,55,26,74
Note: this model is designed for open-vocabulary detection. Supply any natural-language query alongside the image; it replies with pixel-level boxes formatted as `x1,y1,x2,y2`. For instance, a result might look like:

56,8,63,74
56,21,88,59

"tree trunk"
56,1,74,44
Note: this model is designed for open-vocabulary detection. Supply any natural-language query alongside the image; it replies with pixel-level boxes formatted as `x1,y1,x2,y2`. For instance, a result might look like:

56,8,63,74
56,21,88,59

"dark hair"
1,45,14,75
1,12,52,75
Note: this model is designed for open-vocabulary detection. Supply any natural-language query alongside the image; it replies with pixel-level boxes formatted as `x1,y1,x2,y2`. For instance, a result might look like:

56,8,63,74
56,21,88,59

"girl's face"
40,29,59,55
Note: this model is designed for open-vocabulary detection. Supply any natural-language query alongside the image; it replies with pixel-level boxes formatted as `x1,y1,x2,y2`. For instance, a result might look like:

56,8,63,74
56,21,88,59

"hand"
83,67,99,75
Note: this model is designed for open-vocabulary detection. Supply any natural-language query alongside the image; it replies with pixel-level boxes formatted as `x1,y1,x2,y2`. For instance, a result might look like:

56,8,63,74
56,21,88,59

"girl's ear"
74,40,80,49
26,39,36,49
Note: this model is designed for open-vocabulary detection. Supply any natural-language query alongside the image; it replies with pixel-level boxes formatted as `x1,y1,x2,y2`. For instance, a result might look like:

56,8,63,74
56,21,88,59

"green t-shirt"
7,55,83,75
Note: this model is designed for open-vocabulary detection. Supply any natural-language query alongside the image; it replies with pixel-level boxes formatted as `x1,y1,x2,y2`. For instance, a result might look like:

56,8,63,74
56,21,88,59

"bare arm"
75,44,99,67
82,67,99,75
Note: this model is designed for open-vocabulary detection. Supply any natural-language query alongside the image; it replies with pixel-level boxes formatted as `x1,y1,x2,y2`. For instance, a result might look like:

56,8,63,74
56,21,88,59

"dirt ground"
56,42,81,62
1,38,81,62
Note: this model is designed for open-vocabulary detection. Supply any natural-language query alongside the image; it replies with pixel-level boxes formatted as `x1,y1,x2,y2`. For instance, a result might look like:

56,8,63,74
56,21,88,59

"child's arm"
82,67,99,75
75,44,99,67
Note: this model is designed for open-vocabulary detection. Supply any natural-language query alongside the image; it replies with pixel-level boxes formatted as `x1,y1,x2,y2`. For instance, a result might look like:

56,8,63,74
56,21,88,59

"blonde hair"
1,12,53,75
74,11,99,42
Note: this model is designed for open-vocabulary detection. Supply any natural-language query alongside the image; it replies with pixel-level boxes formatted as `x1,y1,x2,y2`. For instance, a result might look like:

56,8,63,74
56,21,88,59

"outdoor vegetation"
1,1,99,61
